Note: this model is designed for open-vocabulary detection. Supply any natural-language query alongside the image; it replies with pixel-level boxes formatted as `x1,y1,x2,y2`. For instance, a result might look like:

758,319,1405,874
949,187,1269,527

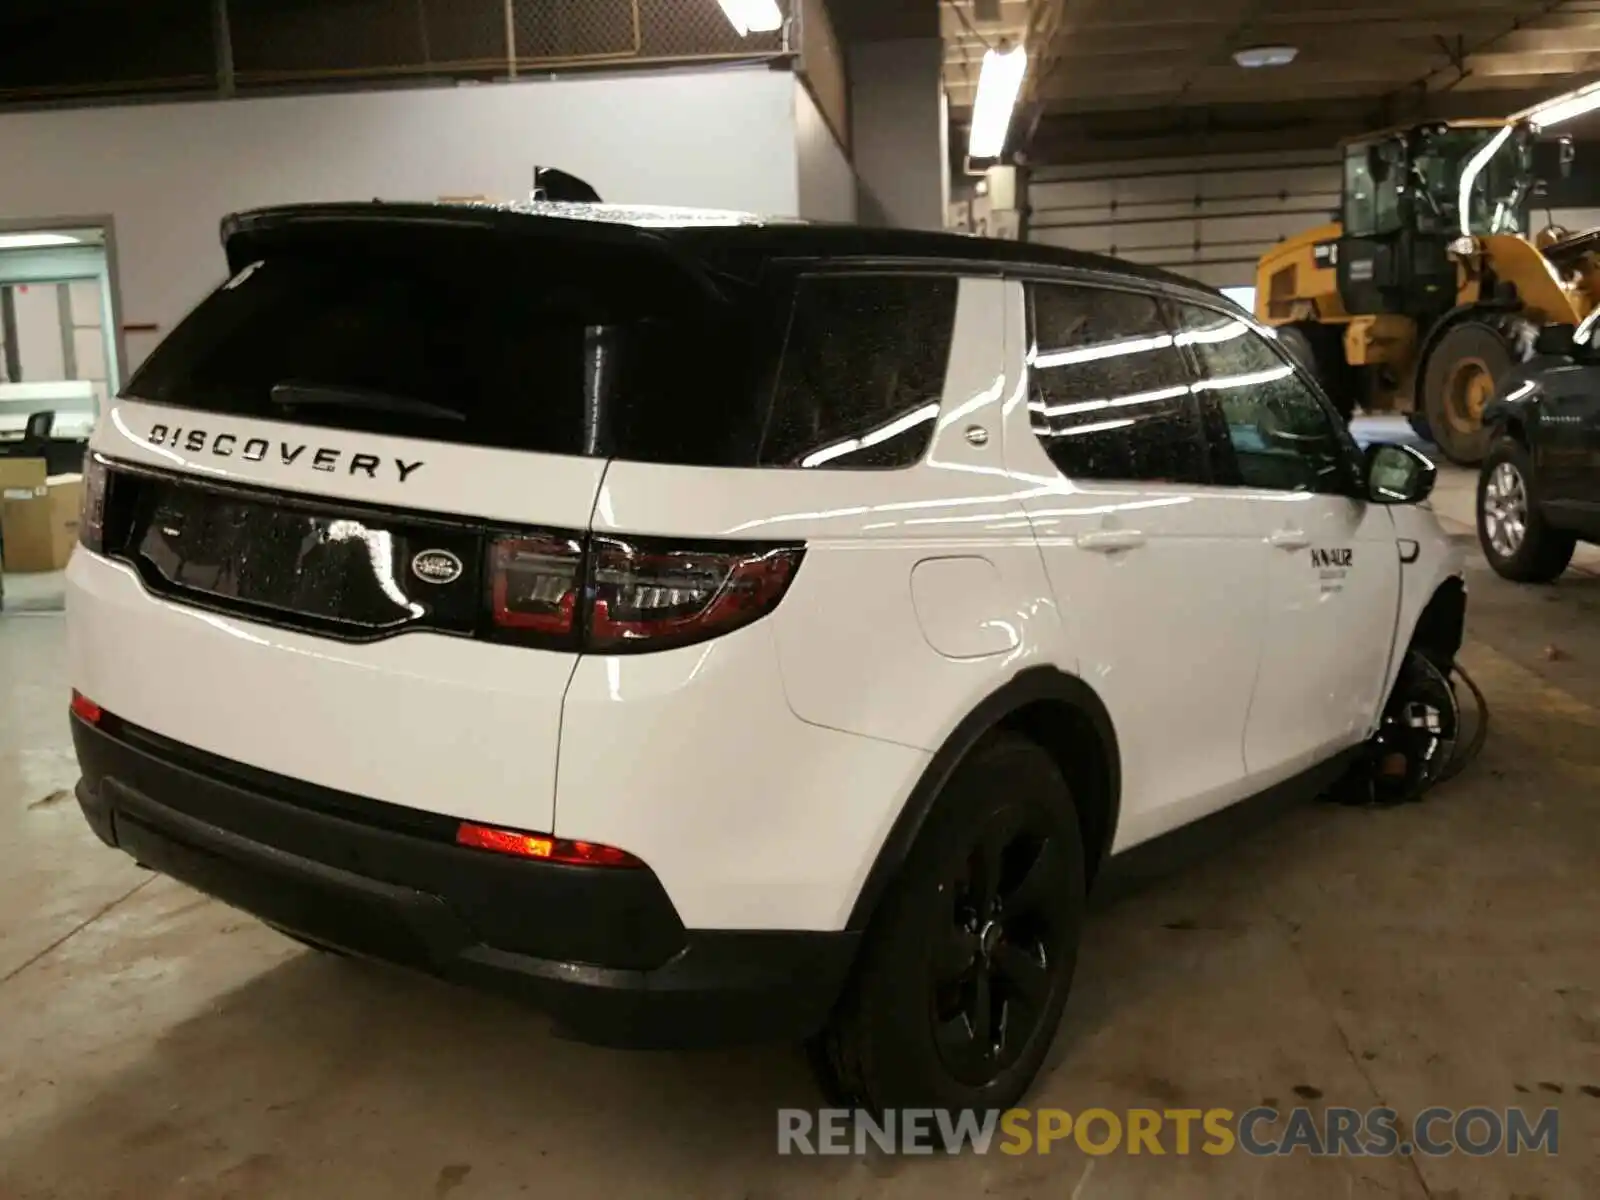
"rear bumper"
72,713,856,1048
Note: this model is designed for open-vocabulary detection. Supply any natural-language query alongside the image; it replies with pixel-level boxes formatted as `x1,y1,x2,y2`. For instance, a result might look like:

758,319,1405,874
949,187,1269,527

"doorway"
0,220,125,473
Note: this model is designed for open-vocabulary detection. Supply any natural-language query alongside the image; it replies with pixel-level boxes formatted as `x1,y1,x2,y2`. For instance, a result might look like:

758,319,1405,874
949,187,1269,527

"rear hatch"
83,205,776,830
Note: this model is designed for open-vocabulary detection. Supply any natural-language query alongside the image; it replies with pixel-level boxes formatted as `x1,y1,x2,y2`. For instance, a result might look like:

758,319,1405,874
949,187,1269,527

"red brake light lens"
587,537,804,652
455,821,643,868
485,531,803,652
489,534,583,637
70,690,103,725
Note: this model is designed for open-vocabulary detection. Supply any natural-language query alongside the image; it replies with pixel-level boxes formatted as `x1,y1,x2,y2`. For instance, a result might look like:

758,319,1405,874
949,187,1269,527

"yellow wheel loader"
1255,118,1600,465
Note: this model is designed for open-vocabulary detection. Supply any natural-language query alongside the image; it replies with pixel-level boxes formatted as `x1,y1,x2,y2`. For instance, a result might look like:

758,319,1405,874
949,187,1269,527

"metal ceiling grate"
0,0,792,103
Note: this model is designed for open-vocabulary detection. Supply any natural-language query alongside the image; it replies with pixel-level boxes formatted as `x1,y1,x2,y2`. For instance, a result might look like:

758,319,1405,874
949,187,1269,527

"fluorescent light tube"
718,0,782,36
0,232,80,250
1457,124,1514,236
969,44,1028,160
1528,80,1600,128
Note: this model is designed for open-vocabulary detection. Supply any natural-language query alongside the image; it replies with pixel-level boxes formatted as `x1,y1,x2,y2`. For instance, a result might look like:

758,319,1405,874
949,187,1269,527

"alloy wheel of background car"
1482,460,1528,559
811,734,1084,1112
1476,438,1577,583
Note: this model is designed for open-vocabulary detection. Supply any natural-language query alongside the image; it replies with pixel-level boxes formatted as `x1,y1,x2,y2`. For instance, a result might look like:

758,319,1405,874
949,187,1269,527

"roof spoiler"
218,200,731,305
532,167,602,204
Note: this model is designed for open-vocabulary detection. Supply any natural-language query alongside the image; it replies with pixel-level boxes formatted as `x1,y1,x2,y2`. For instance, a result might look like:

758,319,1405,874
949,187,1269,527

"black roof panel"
220,201,1222,303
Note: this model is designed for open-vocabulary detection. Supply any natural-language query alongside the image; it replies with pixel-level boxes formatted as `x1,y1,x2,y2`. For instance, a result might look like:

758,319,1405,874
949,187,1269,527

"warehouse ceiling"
945,0,1600,161
0,0,793,103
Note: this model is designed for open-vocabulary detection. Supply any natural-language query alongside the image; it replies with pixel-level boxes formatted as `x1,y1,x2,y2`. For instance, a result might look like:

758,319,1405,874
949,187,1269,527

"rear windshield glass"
126,225,957,469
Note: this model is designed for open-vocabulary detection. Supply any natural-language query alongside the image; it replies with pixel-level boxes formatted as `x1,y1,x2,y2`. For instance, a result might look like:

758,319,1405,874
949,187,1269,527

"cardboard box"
0,459,81,572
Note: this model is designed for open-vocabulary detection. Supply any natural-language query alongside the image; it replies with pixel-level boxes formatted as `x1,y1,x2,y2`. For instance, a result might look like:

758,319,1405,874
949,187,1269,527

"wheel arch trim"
844,666,1120,932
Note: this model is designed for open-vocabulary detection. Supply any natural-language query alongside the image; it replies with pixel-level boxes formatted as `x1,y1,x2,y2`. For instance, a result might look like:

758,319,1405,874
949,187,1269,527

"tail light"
80,454,109,554
489,534,584,636
70,690,103,725
456,821,643,868
487,532,803,654
587,537,804,652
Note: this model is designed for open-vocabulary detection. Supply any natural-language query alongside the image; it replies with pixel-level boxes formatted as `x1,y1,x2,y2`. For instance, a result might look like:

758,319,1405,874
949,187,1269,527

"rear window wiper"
270,381,466,422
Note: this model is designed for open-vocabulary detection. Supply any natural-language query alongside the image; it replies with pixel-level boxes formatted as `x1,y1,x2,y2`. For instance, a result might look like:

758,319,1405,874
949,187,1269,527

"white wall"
795,80,857,223
0,67,802,372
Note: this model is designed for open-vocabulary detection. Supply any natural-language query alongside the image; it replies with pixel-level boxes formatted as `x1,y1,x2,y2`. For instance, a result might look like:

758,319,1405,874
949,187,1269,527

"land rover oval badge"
411,549,463,585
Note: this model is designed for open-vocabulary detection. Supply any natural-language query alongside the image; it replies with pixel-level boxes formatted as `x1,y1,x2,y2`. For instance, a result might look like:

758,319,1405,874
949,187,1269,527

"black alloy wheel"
811,733,1085,1113
931,809,1072,1085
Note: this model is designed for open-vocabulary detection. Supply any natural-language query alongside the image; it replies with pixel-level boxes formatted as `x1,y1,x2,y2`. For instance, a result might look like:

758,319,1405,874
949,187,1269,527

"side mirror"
1365,442,1436,505
1535,322,1576,356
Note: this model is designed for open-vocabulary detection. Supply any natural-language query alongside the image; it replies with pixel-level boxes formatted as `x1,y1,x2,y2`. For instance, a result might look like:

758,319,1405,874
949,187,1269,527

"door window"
1172,303,1354,494
1026,282,1206,484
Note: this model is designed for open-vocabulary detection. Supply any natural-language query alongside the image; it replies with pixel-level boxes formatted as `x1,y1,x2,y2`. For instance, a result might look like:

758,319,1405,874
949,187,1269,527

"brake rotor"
1365,652,1462,805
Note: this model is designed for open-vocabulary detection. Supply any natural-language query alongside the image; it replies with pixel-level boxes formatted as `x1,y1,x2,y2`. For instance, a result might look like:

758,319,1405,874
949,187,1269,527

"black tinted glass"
760,275,958,469
1027,283,1205,484
125,229,768,468
1173,304,1351,493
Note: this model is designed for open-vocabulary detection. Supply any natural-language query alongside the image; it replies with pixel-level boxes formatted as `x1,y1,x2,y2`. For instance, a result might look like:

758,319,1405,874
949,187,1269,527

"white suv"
66,201,1464,1111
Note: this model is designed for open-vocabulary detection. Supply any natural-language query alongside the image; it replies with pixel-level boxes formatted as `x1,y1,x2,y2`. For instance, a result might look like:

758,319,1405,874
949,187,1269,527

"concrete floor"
2,468,1598,1198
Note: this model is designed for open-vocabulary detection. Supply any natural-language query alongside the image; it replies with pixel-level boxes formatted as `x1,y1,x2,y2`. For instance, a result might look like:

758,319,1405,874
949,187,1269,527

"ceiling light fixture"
716,0,782,36
0,232,81,250
1232,45,1298,69
969,42,1029,160
1524,79,1600,128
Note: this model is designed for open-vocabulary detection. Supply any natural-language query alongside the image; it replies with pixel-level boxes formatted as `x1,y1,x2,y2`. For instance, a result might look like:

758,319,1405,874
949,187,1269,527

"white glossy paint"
66,264,1466,934
1241,491,1402,783
67,552,574,833
998,281,1272,849
910,557,1021,659
555,621,929,930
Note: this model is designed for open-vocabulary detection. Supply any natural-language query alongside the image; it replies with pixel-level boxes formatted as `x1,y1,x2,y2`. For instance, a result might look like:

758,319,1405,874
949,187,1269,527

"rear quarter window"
759,274,959,469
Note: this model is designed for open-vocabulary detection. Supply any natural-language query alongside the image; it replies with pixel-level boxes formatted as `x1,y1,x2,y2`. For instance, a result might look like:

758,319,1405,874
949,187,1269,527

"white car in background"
66,201,1464,1111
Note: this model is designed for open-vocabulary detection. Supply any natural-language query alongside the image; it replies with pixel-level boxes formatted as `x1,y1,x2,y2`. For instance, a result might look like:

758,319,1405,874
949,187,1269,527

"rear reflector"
456,821,643,868
70,690,103,725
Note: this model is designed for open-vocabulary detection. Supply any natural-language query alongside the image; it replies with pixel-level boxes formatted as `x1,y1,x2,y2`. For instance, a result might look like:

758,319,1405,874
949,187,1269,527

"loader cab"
1336,121,1537,319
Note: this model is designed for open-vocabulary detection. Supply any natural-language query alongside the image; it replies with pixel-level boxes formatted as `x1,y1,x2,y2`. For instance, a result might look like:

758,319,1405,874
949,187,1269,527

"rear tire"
810,733,1085,1113
1477,438,1576,583
1424,322,1511,466
1406,413,1435,445
1278,322,1357,422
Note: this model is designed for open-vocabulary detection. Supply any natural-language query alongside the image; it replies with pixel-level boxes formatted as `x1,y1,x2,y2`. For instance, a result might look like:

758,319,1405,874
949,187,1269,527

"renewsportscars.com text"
777,1106,1560,1158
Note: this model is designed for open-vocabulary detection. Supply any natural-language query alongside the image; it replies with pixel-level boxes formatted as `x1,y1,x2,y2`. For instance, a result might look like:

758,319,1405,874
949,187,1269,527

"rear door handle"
1077,529,1147,553
1268,529,1311,550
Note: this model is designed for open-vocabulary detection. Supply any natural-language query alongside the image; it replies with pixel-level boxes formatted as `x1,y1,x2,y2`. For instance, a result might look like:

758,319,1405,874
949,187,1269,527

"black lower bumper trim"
72,714,857,1048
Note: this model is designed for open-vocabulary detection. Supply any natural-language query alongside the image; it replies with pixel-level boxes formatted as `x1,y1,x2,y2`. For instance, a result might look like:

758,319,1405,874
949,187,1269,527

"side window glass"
1026,283,1206,484
761,274,958,469
1344,150,1377,238
1173,304,1351,494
